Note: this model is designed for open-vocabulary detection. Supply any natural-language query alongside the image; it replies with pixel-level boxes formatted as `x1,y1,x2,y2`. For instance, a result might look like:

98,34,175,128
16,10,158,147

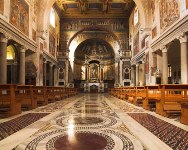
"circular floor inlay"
53,133,107,150
73,117,103,124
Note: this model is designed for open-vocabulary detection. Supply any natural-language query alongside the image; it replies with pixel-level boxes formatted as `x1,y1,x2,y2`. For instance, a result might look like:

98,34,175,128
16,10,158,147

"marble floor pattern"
0,94,188,150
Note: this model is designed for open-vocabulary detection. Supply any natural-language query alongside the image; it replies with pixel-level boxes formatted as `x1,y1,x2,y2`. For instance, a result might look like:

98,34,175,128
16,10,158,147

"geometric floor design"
128,113,188,150
0,94,188,150
13,95,143,150
0,113,49,141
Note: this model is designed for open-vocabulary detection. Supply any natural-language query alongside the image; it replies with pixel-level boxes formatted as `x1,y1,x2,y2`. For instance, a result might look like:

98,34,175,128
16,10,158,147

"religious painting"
134,8,139,26
90,63,98,80
10,0,29,36
32,29,36,41
59,68,64,80
49,32,56,57
0,0,4,14
151,0,156,23
152,27,157,39
133,32,139,56
145,53,149,74
160,0,180,33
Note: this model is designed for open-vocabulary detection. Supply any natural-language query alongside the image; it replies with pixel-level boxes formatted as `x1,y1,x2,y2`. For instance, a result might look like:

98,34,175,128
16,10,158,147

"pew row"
0,85,79,118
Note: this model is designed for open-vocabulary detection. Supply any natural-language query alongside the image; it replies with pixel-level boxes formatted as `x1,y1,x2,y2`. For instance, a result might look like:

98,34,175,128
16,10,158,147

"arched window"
134,7,139,26
50,8,55,28
7,45,16,60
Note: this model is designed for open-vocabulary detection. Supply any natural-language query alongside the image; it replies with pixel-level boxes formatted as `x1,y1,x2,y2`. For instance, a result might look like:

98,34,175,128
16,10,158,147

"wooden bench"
0,85,21,117
156,84,188,117
133,86,146,106
16,85,37,110
143,85,160,111
33,86,48,106
46,86,55,103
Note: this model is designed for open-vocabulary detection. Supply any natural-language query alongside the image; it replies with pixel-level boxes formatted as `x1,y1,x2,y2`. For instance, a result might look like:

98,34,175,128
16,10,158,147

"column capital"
160,45,168,53
20,45,28,53
0,33,9,43
177,33,187,43
50,63,54,67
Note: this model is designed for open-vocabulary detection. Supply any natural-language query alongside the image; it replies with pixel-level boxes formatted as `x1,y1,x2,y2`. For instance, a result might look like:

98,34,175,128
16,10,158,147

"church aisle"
0,94,188,150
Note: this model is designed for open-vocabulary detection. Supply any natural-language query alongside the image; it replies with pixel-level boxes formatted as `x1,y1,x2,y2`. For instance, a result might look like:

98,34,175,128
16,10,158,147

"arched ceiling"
75,38,114,61
55,0,135,18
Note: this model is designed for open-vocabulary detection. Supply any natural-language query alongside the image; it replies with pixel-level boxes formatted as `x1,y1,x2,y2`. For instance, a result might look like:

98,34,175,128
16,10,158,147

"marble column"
161,46,168,84
43,61,47,86
0,34,8,84
85,64,89,82
115,57,119,85
136,64,139,86
19,47,26,85
131,66,135,86
142,61,146,85
178,34,188,84
65,60,69,86
49,63,53,86
119,59,123,86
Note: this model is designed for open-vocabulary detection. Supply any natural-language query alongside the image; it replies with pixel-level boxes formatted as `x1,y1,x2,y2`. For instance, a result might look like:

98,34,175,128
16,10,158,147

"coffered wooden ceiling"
55,0,135,18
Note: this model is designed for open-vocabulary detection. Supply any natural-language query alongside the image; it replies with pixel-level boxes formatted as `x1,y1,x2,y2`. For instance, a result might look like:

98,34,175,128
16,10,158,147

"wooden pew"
33,86,48,106
156,84,188,117
16,85,37,110
143,85,160,111
46,86,55,103
180,103,188,125
0,85,21,117
133,86,146,106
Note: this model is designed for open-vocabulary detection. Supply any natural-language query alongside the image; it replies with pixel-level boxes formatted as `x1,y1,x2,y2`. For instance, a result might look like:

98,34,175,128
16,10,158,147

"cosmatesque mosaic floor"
0,94,188,150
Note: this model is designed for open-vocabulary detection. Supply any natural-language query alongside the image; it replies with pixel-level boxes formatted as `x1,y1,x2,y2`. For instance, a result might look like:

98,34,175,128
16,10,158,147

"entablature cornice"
151,15,188,52
0,17,37,52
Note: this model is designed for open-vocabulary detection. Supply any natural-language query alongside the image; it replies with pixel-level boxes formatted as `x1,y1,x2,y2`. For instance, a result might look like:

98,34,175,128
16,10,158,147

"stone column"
43,61,47,86
85,64,89,82
65,60,69,86
161,46,168,84
115,57,119,85
19,47,26,85
0,34,8,84
131,65,135,86
142,61,146,85
119,59,123,86
49,63,53,86
178,34,188,84
136,64,139,86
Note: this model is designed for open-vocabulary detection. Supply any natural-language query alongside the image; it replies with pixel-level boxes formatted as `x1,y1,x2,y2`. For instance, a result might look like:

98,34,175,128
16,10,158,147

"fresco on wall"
151,0,156,23
0,0,4,14
160,0,180,33
133,32,139,56
49,32,56,57
10,0,29,36
152,27,157,39
145,53,149,74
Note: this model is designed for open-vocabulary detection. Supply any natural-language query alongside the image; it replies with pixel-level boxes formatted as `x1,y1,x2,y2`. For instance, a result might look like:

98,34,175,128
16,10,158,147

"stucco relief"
160,0,180,33
10,0,29,36
0,0,4,14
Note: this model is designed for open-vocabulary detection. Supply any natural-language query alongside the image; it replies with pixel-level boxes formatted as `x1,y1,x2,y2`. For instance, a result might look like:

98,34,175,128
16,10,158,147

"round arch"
40,0,146,33
68,26,120,60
